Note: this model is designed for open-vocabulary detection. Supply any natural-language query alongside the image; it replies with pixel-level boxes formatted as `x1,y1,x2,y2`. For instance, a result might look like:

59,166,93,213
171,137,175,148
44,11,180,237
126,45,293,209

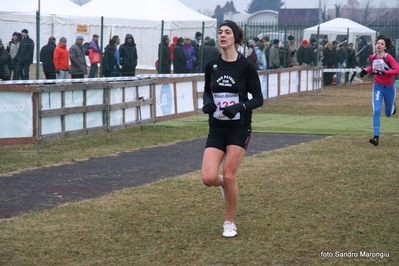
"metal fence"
237,21,399,60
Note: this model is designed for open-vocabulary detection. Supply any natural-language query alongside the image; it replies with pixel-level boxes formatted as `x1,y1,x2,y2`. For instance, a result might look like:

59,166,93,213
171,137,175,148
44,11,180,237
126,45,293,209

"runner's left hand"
221,103,246,119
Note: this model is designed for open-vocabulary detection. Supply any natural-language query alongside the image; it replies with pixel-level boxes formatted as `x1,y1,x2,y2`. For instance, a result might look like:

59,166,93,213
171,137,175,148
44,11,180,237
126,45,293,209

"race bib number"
212,92,240,120
372,58,389,71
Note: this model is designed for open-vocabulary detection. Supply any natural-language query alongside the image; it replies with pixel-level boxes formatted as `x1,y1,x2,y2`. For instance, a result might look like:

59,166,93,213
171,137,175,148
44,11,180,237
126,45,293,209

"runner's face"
218,26,235,49
376,39,386,52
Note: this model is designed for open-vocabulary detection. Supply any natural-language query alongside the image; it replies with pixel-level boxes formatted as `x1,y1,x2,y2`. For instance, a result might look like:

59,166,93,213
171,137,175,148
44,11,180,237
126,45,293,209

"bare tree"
321,0,329,22
335,4,341,17
196,8,213,18
343,0,361,21
362,0,371,22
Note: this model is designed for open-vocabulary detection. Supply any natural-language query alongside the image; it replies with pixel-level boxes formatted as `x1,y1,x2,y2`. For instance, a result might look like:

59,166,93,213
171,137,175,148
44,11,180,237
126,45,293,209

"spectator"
88,34,100,78
357,36,369,68
336,43,347,85
287,35,297,67
182,36,196,73
279,41,292,68
15,29,34,80
320,35,329,49
119,34,138,76
269,39,280,69
204,36,210,46
173,37,188,74
102,39,121,77
53,37,69,80
310,38,318,66
69,35,87,79
201,38,220,71
345,42,357,85
191,31,202,72
297,39,312,66
322,42,336,86
40,36,56,79
112,35,121,66
262,35,270,50
246,39,258,70
387,39,396,60
7,32,21,80
169,36,178,63
0,39,14,81
255,42,266,70
157,35,171,74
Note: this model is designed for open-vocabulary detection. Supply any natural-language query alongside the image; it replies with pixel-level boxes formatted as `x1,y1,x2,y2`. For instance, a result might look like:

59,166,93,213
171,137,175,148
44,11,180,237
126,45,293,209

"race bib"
372,58,389,71
212,92,240,120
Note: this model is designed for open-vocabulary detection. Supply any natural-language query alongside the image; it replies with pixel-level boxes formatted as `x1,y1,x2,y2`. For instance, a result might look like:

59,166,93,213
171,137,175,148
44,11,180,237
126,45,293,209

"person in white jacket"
255,42,266,70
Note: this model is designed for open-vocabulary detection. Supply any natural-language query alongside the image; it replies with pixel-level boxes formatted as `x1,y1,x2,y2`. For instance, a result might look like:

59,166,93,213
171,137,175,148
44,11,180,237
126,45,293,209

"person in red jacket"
53,37,70,79
169,36,178,64
359,35,399,146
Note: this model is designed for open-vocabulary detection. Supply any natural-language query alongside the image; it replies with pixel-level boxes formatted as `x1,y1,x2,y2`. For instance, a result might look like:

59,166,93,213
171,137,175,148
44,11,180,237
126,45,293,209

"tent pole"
158,21,165,74
100,16,104,77
36,0,40,80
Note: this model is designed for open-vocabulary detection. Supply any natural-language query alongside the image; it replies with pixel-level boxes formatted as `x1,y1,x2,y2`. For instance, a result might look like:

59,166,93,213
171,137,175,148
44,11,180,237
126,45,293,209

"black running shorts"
205,124,252,153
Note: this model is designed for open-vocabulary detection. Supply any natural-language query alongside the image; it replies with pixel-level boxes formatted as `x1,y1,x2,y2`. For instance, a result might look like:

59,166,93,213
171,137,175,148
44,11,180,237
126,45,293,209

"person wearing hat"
53,37,69,79
69,35,87,79
157,35,171,74
269,39,280,69
191,31,203,72
7,32,21,80
172,37,187,74
88,34,100,78
119,33,138,76
201,20,263,238
204,36,210,46
40,36,56,79
297,39,312,66
310,38,318,66
169,36,178,64
15,29,34,80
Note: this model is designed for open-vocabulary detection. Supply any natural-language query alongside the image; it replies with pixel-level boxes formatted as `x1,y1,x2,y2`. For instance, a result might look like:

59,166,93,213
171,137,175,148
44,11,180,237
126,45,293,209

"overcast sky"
178,0,334,13
178,0,395,13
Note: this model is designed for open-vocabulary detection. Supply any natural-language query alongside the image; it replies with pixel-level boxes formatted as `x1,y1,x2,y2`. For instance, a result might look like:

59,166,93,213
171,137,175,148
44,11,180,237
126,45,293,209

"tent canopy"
303,18,376,50
0,0,216,70
1,0,79,14
66,0,213,22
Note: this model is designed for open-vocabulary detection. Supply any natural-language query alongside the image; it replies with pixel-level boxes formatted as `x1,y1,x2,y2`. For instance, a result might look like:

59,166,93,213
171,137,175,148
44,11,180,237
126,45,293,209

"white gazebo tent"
303,18,376,51
0,0,216,69
0,0,80,64
59,0,217,69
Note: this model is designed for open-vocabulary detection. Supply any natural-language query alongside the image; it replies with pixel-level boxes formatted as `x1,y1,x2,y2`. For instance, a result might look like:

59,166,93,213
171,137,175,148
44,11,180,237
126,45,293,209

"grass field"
0,84,398,265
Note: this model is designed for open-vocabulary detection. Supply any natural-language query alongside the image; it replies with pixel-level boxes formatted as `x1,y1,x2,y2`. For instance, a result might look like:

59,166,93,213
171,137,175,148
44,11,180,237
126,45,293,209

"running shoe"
369,136,379,146
223,221,237,237
393,103,396,115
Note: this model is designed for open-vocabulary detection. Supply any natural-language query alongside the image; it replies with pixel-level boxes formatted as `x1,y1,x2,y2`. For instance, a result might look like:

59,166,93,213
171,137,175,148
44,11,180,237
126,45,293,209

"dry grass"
0,84,398,265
